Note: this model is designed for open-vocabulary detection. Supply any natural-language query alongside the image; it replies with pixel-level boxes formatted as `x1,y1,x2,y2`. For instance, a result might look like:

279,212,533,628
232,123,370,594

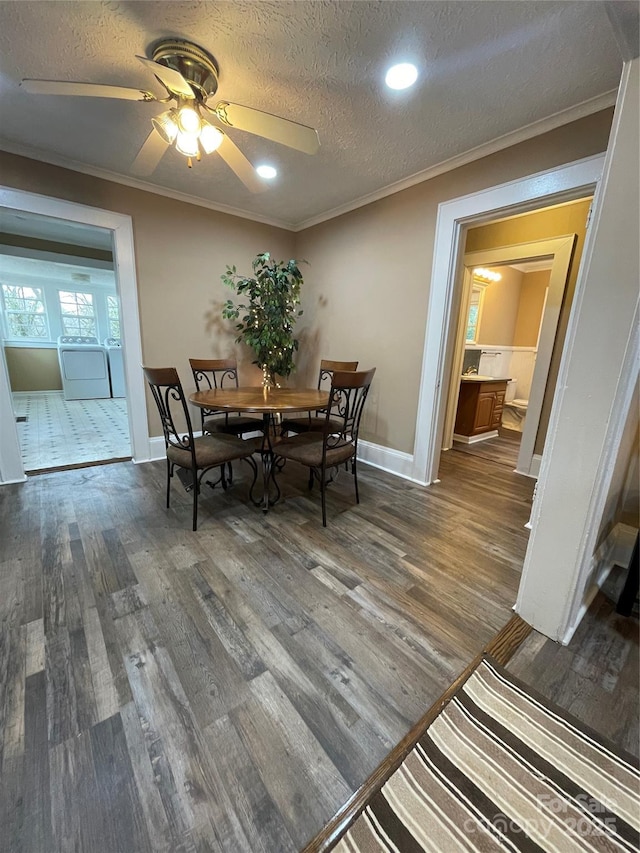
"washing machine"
57,336,111,400
104,338,126,398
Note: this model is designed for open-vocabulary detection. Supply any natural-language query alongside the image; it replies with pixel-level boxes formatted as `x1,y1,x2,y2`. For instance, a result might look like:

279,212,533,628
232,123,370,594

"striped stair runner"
331,655,640,852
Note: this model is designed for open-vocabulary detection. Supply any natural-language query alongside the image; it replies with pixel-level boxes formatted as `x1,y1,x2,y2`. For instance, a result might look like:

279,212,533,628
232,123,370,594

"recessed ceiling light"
385,63,418,90
256,164,277,179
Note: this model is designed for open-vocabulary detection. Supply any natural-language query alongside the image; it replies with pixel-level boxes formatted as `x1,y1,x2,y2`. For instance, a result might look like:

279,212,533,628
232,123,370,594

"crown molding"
0,88,617,234
293,89,617,231
0,139,296,231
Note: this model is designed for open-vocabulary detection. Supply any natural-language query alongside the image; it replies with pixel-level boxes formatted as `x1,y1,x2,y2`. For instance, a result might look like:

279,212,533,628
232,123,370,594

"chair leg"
166,459,172,508
353,457,360,504
321,477,327,527
192,470,198,531
308,469,314,490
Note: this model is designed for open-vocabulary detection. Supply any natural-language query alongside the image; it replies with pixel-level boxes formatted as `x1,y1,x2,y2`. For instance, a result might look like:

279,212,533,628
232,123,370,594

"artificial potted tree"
221,252,304,387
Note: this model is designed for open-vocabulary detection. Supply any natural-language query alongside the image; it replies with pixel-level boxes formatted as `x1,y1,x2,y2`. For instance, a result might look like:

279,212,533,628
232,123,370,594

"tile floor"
13,391,131,472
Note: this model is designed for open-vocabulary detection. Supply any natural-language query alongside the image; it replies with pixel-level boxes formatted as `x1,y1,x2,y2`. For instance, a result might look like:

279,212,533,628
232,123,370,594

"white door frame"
443,235,576,477
0,187,149,484
411,153,606,485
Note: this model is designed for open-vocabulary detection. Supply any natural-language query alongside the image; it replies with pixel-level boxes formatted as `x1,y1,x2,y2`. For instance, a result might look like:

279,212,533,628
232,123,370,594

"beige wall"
465,197,592,455
5,346,61,391
513,270,550,347
0,151,295,435
476,266,523,346
0,108,612,449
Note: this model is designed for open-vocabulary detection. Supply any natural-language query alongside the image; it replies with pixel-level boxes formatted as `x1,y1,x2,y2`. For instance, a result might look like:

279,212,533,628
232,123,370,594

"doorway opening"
436,194,593,479
442,197,592,479
450,258,552,471
0,187,148,484
411,150,603,490
0,209,131,472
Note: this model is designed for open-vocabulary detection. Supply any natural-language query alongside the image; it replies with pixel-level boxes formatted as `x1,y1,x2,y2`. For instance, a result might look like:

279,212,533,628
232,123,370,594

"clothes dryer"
57,336,111,400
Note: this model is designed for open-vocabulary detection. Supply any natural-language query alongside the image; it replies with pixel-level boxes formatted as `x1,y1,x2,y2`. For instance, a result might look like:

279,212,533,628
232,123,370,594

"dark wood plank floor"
1,449,534,852
452,427,522,469
507,566,639,759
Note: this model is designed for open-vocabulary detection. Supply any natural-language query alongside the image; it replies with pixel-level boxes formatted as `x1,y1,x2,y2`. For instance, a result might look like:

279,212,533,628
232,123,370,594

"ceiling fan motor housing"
151,39,219,101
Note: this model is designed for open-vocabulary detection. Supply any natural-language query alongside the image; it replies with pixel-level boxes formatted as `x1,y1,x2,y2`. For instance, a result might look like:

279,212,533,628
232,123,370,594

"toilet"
502,379,528,431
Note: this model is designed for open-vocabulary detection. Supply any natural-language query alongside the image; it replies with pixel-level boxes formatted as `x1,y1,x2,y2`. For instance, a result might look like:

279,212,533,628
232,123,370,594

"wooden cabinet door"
474,392,495,432
492,390,505,427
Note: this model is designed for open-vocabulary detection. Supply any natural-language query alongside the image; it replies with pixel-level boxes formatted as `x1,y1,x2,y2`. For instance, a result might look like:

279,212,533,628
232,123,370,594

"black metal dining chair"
280,358,359,436
274,368,376,526
144,366,257,531
189,357,262,437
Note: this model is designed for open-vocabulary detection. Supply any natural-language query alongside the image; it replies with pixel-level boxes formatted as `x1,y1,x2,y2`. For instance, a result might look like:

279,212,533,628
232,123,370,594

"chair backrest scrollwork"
318,359,359,389
323,368,376,456
189,358,241,424
143,366,195,459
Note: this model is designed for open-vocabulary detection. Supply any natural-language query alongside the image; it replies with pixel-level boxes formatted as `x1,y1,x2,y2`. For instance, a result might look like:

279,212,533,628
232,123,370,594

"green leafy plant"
221,252,304,385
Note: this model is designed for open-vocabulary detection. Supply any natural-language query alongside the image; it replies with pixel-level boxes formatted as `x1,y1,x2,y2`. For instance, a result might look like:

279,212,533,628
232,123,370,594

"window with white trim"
58,290,97,337
1,284,49,340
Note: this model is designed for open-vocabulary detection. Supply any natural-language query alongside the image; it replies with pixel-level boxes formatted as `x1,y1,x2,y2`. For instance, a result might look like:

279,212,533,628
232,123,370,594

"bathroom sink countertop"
460,375,511,383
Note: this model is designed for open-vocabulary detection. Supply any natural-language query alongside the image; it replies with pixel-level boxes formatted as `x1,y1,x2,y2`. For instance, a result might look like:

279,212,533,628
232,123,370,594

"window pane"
107,295,121,339
466,304,479,342
58,290,96,337
1,284,49,339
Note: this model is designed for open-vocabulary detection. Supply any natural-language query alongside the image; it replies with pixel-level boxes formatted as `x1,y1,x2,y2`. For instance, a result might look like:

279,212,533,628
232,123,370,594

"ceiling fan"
20,39,320,193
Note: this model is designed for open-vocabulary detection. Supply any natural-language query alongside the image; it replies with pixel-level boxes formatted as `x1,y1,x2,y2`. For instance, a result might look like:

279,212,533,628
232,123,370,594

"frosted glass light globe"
177,105,201,134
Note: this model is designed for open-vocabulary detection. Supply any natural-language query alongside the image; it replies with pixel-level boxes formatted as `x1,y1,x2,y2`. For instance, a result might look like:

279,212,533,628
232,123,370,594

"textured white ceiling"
0,1,623,229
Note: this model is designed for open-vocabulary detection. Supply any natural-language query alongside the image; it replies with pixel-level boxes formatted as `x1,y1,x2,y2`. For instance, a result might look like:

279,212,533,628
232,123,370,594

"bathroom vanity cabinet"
454,377,508,441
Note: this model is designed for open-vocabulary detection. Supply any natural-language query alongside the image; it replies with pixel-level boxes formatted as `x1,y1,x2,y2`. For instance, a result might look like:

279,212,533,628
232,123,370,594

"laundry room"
0,210,131,472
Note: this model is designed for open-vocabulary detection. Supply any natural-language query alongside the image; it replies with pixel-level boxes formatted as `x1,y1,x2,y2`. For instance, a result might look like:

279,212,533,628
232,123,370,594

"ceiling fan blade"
131,128,169,176
213,101,319,155
21,79,155,101
217,135,267,194
136,56,194,99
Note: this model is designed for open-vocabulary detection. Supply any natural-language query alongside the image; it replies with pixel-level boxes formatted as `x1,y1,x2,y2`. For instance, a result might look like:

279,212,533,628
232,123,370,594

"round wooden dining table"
189,386,329,512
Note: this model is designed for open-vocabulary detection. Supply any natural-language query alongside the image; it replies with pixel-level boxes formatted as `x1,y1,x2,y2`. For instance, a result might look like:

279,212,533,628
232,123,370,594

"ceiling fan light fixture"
175,130,199,157
199,122,224,154
151,109,179,144
176,104,201,135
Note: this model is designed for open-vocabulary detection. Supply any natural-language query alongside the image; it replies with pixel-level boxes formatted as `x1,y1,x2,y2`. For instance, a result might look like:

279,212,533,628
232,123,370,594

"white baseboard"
357,439,418,481
0,475,27,485
561,522,637,644
528,454,543,478
515,453,543,479
453,430,499,444
135,435,167,464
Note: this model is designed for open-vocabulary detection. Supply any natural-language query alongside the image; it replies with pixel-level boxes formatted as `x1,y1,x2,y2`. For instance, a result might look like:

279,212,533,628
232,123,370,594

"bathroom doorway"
441,196,593,478
449,258,552,470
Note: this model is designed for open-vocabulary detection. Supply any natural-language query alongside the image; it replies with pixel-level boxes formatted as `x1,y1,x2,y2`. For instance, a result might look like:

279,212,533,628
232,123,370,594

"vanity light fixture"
385,62,418,90
473,267,502,283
